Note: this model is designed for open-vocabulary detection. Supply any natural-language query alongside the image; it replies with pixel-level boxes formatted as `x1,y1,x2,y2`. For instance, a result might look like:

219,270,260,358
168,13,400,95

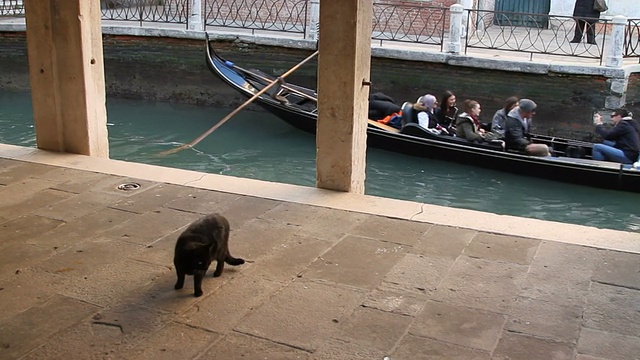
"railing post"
459,0,473,37
447,4,464,54
306,0,320,41
188,0,203,31
606,15,626,68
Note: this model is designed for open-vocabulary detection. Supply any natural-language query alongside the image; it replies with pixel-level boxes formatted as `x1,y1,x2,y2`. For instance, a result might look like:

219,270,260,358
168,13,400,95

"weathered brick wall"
0,32,630,140
626,73,640,112
0,32,29,90
373,2,450,41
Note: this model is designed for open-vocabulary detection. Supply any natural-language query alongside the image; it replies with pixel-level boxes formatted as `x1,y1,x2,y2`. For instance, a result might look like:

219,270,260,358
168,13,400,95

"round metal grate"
117,182,141,191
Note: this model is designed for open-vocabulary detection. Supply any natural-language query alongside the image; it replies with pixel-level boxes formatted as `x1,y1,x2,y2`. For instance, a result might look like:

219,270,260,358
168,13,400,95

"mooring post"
459,0,473,37
305,0,320,41
447,4,464,54
606,15,626,68
188,0,203,31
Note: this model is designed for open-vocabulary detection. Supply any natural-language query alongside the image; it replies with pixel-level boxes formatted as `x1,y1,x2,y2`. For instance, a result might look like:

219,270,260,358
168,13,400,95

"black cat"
173,213,245,297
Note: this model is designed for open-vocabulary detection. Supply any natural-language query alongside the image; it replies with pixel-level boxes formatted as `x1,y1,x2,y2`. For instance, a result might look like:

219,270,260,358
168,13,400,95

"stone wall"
0,31,636,141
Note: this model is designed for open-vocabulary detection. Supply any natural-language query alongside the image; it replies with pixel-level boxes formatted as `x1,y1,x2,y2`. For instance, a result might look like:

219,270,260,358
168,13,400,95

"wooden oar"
158,50,319,156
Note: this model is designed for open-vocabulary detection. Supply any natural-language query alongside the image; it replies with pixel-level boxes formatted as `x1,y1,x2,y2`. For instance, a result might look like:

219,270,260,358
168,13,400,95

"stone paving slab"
1,159,640,359
234,280,365,352
505,296,583,343
0,294,101,359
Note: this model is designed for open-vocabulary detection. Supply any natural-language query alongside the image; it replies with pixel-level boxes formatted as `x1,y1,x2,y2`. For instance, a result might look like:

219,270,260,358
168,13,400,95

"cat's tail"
225,256,245,266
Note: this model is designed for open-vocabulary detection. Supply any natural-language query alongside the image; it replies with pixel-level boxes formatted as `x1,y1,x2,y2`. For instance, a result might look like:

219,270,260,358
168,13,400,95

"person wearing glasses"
504,99,550,156
592,108,640,164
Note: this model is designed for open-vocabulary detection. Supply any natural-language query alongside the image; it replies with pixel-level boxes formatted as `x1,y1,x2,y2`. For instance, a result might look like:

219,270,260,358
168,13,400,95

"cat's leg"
174,262,185,290
193,270,205,297
213,258,225,277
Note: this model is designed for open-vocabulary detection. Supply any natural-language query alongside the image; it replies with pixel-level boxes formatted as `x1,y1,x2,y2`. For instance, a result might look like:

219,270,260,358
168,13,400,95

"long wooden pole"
158,50,319,156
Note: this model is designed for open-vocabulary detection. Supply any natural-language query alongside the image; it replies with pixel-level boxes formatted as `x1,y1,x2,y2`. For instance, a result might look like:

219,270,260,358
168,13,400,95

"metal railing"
0,0,23,16
101,0,190,27
2,0,639,64
204,0,307,35
372,2,447,50
465,10,608,64
624,19,640,60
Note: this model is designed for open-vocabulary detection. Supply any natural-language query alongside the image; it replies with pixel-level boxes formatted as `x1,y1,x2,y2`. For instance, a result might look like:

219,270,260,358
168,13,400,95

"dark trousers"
572,18,597,43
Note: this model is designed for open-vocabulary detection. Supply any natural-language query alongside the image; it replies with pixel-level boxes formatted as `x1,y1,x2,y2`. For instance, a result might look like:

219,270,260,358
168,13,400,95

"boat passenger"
592,108,640,164
435,91,458,134
504,99,551,156
491,96,519,137
456,100,487,142
414,94,439,130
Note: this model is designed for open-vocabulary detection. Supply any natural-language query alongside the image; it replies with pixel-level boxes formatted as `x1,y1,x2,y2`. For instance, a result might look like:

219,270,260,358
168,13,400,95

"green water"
1,90,639,232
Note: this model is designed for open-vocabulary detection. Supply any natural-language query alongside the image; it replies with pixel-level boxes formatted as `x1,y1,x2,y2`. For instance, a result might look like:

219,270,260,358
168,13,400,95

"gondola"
205,36,640,193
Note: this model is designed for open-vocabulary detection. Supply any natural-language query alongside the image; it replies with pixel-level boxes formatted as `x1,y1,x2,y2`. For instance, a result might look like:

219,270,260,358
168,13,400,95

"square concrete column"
316,0,372,193
24,0,109,157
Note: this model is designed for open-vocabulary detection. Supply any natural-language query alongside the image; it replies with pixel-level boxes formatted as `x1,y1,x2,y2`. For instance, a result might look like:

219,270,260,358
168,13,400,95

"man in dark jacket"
504,99,550,156
570,0,602,44
593,108,640,164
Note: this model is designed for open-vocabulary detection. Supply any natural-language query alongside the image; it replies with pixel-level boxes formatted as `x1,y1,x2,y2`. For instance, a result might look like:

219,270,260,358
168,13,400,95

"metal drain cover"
117,182,141,191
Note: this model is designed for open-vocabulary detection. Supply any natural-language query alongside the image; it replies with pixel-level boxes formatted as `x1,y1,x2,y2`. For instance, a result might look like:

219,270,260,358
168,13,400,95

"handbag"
594,0,608,12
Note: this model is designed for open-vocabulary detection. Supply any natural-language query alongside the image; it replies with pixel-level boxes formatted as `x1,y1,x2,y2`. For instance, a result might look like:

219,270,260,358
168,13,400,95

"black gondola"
205,36,640,193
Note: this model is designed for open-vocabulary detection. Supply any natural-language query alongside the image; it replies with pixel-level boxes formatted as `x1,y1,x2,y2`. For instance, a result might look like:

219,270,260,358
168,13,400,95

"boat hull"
205,36,640,193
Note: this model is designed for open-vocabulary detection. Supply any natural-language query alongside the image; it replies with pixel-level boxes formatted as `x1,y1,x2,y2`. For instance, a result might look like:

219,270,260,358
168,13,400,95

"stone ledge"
2,143,639,254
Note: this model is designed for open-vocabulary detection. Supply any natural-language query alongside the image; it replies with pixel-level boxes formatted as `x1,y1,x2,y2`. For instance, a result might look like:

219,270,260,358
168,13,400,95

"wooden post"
24,0,109,157
316,0,372,193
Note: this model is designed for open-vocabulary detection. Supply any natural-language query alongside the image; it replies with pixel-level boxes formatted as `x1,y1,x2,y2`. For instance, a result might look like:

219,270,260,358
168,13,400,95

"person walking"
570,0,602,45
592,109,640,164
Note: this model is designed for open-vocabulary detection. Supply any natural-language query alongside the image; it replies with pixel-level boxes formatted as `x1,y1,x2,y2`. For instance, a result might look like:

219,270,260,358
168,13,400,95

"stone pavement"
1,146,640,360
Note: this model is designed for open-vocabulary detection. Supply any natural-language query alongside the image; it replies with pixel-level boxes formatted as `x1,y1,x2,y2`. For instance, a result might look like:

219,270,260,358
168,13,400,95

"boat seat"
248,68,317,101
401,102,418,127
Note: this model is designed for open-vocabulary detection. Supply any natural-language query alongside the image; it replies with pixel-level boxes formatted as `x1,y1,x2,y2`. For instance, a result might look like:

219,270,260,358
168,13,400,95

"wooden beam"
316,0,373,193
24,0,108,157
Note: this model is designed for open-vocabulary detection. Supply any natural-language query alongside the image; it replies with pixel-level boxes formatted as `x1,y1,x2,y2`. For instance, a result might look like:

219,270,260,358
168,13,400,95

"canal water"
2,90,639,232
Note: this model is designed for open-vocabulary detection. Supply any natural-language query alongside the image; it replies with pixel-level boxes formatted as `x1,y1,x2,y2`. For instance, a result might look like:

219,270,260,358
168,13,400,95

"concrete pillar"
24,0,109,157
188,0,203,31
316,0,372,193
448,4,464,54
306,0,320,41
606,15,626,68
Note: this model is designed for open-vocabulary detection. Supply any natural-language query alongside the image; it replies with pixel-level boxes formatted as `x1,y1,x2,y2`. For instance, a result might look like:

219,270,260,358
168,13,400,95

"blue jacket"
595,117,640,161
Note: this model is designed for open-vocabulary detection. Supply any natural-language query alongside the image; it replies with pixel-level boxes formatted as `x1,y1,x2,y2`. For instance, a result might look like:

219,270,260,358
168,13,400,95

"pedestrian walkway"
1,143,639,360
